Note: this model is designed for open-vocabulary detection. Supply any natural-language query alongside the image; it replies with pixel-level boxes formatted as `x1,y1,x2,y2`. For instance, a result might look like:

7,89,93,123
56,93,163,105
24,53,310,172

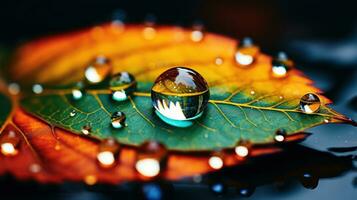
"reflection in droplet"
300,93,321,114
151,67,209,127
97,138,120,168
32,84,43,94
235,37,259,66
111,111,126,129
84,56,112,84
208,151,224,170
81,124,92,135
135,141,167,178
235,141,250,158
70,110,77,117
271,52,294,78
210,182,226,196
274,129,286,143
190,23,204,42
110,72,136,102
84,174,97,185
300,173,319,190
0,130,20,157
8,83,20,95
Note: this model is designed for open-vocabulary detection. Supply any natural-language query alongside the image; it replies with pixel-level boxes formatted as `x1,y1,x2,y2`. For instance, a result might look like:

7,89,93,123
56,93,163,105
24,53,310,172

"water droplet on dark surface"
237,186,255,197
110,72,136,102
151,67,209,127
97,138,120,168
136,181,173,200
235,37,259,66
135,141,167,178
235,140,251,158
271,52,294,78
111,111,126,129
84,56,112,84
299,173,319,190
81,124,92,135
208,151,225,170
210,182,226,196
300,93,321,114
274,129,287,143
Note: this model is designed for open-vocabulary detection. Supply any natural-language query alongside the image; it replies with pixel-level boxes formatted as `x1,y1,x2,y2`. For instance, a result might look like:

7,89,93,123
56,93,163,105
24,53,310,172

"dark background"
0,0,356,199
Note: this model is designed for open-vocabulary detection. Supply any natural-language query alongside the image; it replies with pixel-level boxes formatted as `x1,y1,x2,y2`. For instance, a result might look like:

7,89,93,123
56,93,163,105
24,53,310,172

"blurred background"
0,0,356,199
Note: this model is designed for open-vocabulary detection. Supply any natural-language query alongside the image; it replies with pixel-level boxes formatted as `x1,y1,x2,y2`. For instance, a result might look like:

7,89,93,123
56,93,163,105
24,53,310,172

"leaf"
10,24,354,151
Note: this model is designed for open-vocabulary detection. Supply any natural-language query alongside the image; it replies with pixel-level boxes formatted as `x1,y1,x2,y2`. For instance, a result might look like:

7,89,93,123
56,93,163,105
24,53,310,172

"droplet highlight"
208,151,225,170
274,129,286,142
81,124,92,135
70,110,77,117
84,56,112,84
110,72,136,102
111,111,126,129
190,23,204,42
271,52,294,78
96,138,120,168
0,129,20,157
235,37,259,66
300,93,321,114
151,67,210,127
235,140,250,158
32,84,43,94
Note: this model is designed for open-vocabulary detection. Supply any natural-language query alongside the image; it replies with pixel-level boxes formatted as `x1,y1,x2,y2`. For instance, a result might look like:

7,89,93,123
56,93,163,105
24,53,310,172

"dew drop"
300,93,321,114
299,173,319,190
72,89,83,100
208,152,224,170
151,67,210,128
8,83,20,95
32,84,43,94
210,182,226,196
235,37,260,66
250,90,255,95
271,52,294,78
0,130,20,157
81,124,92,135
97,138,120,168
70,110,77,117
237,186,255,197
214,57,224,65
274,129,286,142
111,111,126,129
84,56,112,84
190,23,204,42
110,72,136,102
235,140,250,158
324,119,330,123
135,141,167,178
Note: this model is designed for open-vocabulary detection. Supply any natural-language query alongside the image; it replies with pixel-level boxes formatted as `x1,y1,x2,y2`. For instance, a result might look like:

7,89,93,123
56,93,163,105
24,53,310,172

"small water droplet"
8,83,20,95
237,186,255,197
279,95,284,99
0,129,20,157
111,111,126,129
300,93,321,114
210,182,226,196
250,90,255,95
299,173,319,190
97,138,120,168
70,110,77,117
274,129,286,142
235,140,250,158
151,67,209,128
135,141,167,178
271,52,294,78
235,37,259,66
190,23,204,42
214,57,224,65
72,89,83,100
32,84,43,94
208,151,224,170
110,72,136,101
84,174,97,185
29,163,41,173
81,124,92,135
84,56,112,84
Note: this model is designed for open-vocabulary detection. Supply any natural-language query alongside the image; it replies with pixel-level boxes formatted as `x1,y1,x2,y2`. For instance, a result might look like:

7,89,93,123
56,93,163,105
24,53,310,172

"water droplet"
235,37,259,66
250,90,255,95
235,140,250,158
84,175,97,185
274,129,286,142
0,130,20,157
84,56,112,84
32,84,43,94
71,81,84,100
54,142,61,150
299,173,319,190
237,186,255,197
271,52,294,78
190,23,204,42
300,93,321,114
29,163,41,173
214,57,224,65
136,181,174,200
324,119,329,123
8,83,20,95
135,141,167,178
81,124,92,135
151,67,210,128
110,72,136,101
208,151,225,170
70,110,77,117
97,138,120,168
111,111,126,129
210,182,226,196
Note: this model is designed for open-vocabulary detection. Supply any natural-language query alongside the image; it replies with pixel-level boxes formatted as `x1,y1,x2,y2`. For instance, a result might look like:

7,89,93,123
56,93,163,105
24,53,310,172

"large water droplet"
32,84,43,94
96,138,120,168
235,140,251,158
81,124,92,135
151,67,210,127
271,52,294,78
111,111,126,129
274,129,286,142
235,37,260,66
208,151,225,170
300,93,321,114
84,56,112,84
110,72,136,102
135,141,167,179
0,129,20,157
